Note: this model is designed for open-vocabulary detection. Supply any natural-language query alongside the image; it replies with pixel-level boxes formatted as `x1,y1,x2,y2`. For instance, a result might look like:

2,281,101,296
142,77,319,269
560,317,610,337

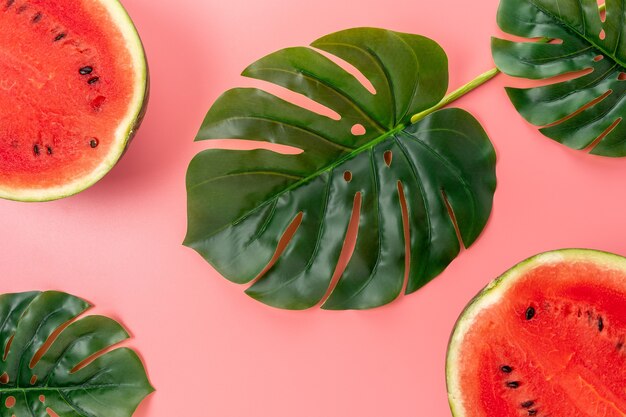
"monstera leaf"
185,28,497,310
0,291,153,416
492,0,626,156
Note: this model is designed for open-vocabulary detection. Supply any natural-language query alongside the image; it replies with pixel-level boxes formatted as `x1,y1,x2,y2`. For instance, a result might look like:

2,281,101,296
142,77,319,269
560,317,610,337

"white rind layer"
0,0,148,202
445,248,626,417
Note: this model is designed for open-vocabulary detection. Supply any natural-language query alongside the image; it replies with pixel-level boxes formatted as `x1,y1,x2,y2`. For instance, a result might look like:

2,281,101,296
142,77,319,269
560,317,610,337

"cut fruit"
0,0,148,201
447,249,626,417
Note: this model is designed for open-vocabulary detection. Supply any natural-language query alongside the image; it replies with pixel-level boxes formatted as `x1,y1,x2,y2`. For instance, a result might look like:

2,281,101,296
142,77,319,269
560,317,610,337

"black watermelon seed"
528,410,537,416
33,144,40,156
506,381,520,389
32,12,41,23
598,317,604,332
525,307,536,320
89,138,99,148
500,365,513,373
87,76,100,85
79,66,93,75
521,401,535,408
54,33,66,42
46,146,52,155
617,340,624,350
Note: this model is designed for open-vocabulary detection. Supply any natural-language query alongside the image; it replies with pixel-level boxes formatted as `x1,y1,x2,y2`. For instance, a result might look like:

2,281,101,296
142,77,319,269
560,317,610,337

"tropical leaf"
491,0,626,156
0,291,153,417
185,28,497,310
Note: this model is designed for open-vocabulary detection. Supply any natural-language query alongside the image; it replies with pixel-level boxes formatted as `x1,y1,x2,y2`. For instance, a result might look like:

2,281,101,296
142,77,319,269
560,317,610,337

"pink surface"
1,0,625,416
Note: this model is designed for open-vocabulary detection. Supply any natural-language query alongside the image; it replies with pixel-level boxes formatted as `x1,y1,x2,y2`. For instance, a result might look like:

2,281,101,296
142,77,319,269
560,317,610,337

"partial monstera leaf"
0,291,153,416
492,0,626,156
185,28,497,310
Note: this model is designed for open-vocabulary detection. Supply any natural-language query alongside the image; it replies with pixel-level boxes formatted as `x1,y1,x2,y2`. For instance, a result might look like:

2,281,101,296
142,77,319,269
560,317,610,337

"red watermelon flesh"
447,249,626,417
0,0,147,201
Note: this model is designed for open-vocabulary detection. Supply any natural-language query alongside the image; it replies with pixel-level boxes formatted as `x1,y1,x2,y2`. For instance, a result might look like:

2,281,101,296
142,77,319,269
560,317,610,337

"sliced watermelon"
447,249,626,417
0,0,148,201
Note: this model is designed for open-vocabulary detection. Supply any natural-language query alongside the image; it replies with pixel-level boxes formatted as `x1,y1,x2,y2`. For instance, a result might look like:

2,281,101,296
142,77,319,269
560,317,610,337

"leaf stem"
410,67,500,124
410,2,606,125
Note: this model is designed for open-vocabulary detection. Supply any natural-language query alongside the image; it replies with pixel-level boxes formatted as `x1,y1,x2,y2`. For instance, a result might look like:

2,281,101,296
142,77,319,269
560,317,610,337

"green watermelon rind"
445,248,626,417
0,0,149,202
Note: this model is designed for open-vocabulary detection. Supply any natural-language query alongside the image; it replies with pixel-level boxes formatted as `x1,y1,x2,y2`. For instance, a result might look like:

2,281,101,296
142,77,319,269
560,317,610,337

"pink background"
1,0,624,415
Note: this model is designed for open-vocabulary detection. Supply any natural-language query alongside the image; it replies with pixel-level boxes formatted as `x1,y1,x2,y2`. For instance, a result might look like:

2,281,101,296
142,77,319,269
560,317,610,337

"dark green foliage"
186,28,496,310
493,0,625,156
0,291,153,416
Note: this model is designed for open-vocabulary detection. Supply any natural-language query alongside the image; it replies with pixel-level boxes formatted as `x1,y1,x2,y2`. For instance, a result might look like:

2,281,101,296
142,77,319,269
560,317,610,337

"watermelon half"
447,249,626,417
0,0,148,201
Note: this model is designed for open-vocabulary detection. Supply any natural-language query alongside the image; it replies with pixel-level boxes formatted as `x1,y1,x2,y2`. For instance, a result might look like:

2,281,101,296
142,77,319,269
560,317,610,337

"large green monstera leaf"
492,0,626,156
185,28,497,310
0,291,152,416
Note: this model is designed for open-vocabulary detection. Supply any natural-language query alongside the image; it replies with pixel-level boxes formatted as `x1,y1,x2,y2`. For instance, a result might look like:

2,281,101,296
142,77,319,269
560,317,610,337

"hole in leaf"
201,139,303,155
547,38,563,44
319,192,362,306
383,150,392,167
46,408,60,417
594,55,604,62
442,189,465,250
498,32,554,44
5,396,15,408
600,29,606,40
313,48,377,94
30,375,37,385
351,124,366,136
30,317,76,369
39,395,45,403
248,212,303,286
69,345,116,373
343,171,352,182
585,117,623,152
0,372,9,384
619,73,626,81
3,334,14,360
600,6,607,22
243,78,341,121
398,181,411,295
509,67,593,89
543,89,612,128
